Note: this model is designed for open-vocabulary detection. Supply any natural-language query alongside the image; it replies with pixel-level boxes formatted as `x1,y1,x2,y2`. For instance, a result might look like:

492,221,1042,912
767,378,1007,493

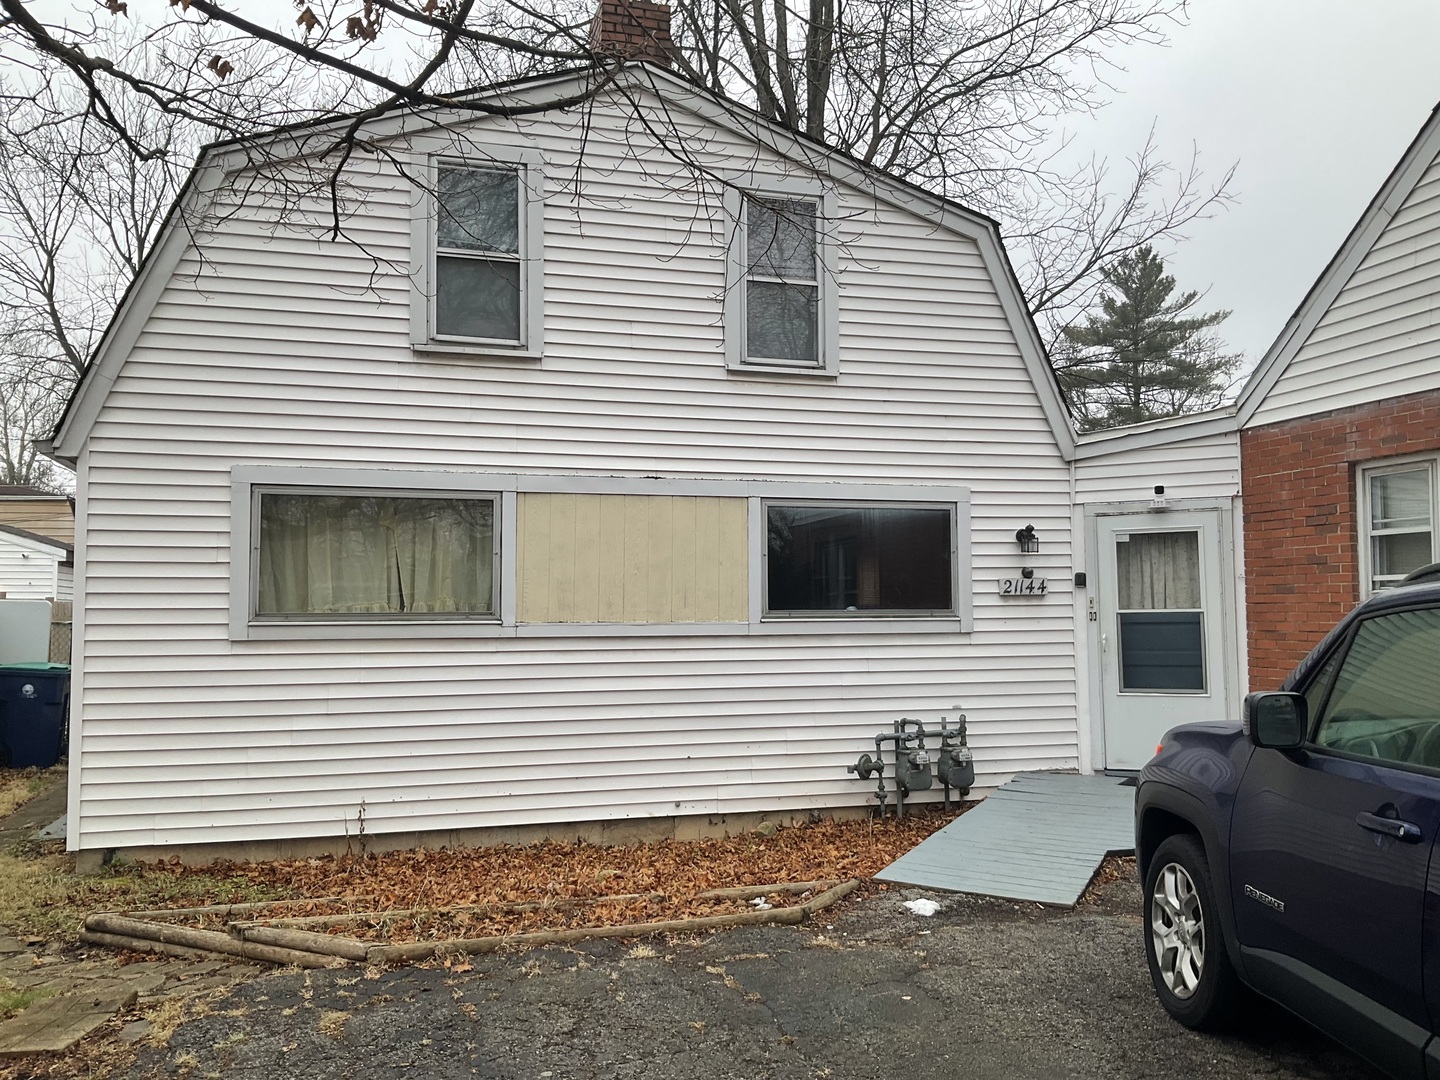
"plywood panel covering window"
517,494,748,623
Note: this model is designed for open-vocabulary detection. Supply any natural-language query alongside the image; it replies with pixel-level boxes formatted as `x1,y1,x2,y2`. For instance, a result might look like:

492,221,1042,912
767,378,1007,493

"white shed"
0,525,73,603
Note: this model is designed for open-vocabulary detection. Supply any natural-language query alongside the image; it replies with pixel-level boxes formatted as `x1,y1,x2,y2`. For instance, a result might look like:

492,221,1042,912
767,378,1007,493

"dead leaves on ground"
135,809,967,943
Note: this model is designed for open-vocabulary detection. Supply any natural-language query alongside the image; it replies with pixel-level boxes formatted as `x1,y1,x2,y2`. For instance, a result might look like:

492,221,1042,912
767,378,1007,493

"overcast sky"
1068,0,1440,365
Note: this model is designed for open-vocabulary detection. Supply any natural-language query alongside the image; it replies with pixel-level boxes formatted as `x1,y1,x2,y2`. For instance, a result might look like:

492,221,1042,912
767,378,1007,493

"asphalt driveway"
115,875,1383,1080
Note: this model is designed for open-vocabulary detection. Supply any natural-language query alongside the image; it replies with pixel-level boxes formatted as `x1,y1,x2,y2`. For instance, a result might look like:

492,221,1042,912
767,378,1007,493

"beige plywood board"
517,493,747,623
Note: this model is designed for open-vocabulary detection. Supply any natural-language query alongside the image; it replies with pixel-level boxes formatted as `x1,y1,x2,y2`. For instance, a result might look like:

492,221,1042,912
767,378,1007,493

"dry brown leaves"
142,808,966,942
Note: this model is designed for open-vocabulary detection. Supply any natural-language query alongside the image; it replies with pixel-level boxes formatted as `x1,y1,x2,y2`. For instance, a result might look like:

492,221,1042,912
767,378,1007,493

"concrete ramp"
875,771,1135,907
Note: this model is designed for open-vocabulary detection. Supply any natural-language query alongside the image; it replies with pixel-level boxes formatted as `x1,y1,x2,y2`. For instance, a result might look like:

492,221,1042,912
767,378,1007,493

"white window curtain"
258,494,494,616
1116,531,1201,610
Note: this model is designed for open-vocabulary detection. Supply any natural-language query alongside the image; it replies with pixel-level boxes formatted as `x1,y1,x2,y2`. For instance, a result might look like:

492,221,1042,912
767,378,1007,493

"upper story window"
410,148,544,358
1361,459,1437,595
725,186,837,375
435,165,522,342
747,198,819,364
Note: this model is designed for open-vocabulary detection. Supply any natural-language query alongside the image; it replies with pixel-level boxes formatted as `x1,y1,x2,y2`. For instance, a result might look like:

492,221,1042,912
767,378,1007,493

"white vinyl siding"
70,91,1078,851
1251,148,1440,425
1074,428,1241,505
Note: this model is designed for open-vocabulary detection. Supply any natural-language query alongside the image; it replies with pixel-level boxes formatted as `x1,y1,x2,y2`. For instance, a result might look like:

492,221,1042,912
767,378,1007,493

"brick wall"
590,0,674,66
1242,388,1440,690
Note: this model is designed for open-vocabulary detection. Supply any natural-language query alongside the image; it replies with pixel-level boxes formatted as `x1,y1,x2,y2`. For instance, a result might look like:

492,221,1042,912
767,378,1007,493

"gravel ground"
113,874,1384,1080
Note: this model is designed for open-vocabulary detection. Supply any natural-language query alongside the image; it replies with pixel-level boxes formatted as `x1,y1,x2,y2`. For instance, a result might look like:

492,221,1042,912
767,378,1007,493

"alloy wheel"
1150,861,1205,999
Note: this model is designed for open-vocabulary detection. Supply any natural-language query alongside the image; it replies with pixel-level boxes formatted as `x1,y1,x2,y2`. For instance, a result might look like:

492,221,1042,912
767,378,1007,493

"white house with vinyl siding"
45,54,1249,863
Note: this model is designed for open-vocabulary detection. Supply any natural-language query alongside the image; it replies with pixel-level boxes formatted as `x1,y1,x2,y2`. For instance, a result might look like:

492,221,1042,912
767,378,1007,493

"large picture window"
765,504,954,615
256,492,496,618
1362,461,1437,595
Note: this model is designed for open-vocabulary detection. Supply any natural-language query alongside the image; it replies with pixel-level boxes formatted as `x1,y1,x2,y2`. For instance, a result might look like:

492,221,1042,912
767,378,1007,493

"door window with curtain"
257,492,495,617
1116,530,1205,692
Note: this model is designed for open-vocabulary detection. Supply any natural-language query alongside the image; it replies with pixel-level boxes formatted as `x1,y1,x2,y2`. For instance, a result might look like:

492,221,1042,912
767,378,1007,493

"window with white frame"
764,502,955,615
254,490,498,618
411,149,544,356
725,188,837,373
1362,460,1438,594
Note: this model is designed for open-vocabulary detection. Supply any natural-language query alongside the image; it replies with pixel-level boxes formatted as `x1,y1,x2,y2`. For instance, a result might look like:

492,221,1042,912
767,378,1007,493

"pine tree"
1055,246,1243,431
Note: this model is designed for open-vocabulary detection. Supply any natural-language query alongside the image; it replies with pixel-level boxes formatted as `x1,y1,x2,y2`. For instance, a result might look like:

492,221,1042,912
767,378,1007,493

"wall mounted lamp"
1015,524,1039,554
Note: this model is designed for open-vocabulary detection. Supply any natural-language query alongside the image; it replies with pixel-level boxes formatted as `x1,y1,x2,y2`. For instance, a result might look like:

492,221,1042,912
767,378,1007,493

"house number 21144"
999,578,1047,597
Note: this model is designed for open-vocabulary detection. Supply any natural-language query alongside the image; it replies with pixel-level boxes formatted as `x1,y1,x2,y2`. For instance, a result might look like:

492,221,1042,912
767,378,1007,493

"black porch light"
1015,524,1039,554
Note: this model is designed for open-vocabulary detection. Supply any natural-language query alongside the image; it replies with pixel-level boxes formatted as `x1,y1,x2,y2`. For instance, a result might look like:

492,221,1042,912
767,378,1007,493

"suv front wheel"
1143,834,1241,1029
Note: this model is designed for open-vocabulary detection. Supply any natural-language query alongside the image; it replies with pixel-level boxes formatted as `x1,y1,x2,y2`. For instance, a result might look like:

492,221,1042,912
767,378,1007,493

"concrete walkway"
0,774,67,849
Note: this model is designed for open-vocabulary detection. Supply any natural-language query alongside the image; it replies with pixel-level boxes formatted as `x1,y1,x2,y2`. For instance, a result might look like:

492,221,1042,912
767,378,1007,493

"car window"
1301,647,1344,737
1313,607,1440,769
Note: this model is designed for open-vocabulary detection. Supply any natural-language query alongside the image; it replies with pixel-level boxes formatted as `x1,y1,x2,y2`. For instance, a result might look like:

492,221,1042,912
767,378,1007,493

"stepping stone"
0,987,137,1057
0,939,24,956
32,815,65,842
117,1019,151,1044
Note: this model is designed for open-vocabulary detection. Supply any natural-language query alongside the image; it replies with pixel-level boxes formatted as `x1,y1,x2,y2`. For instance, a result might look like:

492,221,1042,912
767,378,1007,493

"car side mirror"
1244,691,1307,750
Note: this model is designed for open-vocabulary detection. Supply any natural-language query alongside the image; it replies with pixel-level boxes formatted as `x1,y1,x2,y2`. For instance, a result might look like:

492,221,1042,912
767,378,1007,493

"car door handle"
1355,812,1424,843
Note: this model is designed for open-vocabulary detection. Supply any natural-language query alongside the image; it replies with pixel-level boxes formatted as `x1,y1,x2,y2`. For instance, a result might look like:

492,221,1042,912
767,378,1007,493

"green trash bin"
0,662,71,768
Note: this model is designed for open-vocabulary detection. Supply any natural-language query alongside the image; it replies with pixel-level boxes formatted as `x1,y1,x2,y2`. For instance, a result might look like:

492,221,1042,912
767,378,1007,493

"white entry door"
1096,509,1231,770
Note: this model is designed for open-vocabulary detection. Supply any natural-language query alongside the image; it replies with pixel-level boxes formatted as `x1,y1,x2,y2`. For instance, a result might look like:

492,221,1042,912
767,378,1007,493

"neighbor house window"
765,504,954,615
410,148,544,356
1362,460,1437,594
256,491,497,618
725,188,837,374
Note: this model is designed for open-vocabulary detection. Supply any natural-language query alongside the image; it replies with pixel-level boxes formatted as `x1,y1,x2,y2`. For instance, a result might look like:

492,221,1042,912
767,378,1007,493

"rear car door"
1230,604,1440,1080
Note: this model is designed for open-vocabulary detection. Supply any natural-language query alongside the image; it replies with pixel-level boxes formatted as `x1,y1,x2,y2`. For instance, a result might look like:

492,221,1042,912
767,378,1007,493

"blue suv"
1136,577,1440,1080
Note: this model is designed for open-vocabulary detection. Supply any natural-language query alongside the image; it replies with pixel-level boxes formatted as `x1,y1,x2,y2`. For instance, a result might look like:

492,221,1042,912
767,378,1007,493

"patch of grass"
0,851,299,943
0,984,53,1019
317,1010,349,1039
0,766,62,821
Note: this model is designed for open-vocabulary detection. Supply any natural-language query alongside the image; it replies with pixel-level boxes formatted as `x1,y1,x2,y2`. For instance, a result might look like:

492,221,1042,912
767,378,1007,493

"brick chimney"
590,0,674,67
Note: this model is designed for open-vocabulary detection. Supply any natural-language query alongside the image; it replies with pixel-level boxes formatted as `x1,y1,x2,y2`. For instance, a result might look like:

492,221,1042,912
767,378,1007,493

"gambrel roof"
46,62,1076,464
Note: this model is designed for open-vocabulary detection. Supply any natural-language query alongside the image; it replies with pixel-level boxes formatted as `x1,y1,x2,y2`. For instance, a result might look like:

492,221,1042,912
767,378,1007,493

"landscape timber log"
79,930,223,963
365,880,861,965
694,880,842,901
236,925,371,963
801,880,861,911
244,892,670,931
83,914,340,968
116,897,346,920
